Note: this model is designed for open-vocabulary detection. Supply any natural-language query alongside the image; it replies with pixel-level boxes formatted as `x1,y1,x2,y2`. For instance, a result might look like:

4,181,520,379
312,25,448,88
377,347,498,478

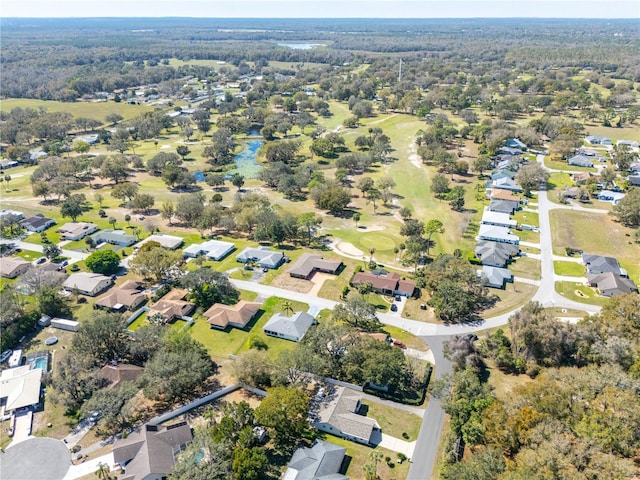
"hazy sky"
3,0,639,18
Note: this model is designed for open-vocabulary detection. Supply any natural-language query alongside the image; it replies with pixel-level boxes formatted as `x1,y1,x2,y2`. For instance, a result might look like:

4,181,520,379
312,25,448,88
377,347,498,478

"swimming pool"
33,357,48,371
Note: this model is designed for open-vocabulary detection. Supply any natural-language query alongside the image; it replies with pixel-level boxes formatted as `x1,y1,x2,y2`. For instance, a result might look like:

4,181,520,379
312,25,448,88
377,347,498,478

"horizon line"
2,16,638,20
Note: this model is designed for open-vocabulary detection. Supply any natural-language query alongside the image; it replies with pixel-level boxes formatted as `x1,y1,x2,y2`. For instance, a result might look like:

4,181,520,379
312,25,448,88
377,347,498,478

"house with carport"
58,222,98,241
236,246,286,269
288,253,343,280
20,214,56,233
183,239,235,260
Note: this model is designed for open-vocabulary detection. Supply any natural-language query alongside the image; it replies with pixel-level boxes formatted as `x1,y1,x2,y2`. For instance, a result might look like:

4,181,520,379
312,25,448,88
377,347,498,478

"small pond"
228,134,264,180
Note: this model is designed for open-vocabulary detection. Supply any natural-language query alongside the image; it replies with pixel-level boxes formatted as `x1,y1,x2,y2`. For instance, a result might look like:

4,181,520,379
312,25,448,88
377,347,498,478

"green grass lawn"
481,282,537,318
513,228,540,244
0,98,152,123
509,257,541,280
555,281,609,306
382,325,428,351
544,157,596,173
358,401,422,441
189,296,308,361
554,261,586,277
15,249,43,262
549,209,639,281
316,435,409,480
512,210,539,228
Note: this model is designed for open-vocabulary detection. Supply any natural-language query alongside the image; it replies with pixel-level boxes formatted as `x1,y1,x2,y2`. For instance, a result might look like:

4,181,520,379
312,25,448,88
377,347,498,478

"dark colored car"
390,304,398,312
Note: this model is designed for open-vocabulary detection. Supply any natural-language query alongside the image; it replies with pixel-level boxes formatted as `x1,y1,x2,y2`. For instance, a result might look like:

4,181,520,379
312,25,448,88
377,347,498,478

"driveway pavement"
371,430,415,457
63,453,115,480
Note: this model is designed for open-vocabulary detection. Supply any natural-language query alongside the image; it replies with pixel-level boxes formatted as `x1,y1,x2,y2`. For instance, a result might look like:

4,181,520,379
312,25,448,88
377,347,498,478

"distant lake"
278,43,326,50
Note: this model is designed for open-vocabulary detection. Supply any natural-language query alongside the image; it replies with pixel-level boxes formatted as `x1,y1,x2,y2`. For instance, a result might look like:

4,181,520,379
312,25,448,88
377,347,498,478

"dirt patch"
408,141,422,169
222,389,264,409
334,241,364,257
270,273,313,293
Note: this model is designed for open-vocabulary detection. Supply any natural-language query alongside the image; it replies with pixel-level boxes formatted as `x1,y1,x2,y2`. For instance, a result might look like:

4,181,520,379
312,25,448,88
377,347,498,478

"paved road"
0,239,89,263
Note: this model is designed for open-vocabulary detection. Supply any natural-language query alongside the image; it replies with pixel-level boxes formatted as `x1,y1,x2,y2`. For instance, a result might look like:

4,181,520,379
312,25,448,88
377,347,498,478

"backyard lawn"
549,210,639,281
189,296,308,360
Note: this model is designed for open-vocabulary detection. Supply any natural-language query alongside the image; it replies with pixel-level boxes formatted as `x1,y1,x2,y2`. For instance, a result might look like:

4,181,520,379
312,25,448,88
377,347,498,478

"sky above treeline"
3,0,639,18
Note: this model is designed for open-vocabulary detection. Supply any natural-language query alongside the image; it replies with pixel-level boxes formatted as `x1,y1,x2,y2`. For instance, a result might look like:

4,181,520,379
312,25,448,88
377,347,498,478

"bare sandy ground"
334,241,364,257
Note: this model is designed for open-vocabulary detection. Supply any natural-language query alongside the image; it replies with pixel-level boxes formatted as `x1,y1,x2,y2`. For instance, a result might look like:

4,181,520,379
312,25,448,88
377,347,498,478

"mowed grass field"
1,98,153,123
549,209,639,281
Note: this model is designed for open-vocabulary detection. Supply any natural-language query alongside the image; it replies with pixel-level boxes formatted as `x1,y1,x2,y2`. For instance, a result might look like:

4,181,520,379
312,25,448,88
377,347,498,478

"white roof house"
597,190,625,205
0,257,31,279
236,246,286,269
0,365,42,412
58,222,98,241
478,224,520,245
136,234,184,250
63,272,113,296
481,208,517,228
0,209,24,220
183,239,235,260
263,311,316,342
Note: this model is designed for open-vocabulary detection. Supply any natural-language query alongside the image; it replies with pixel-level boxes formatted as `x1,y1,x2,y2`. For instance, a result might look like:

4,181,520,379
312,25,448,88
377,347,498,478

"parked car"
394,295,402,302
463,333,479,342
390,304,398,312
393,340,407,349
0,349,12,363
35,257,47,265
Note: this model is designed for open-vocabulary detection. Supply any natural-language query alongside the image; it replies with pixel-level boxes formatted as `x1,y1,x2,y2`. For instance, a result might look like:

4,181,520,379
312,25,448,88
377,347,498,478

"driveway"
370,430,415,457
10,410,33,445
63,453,115,480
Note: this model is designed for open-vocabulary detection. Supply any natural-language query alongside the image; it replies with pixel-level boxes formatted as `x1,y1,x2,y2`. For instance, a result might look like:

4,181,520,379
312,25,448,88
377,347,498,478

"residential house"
58,222,98,241
148,289,195,322
203,300,261,330
597,190,625,204
572,172,593,185
489,199,520,214
100,364,144,389
481,208,517,228
497,146,524,156
283,440,348,480
582,254,624,276
490,169,517,181
492,177,523,192
489,188,522,203
0,159,18,169
183,239,235,260
263,311,316,342
505,138,527,150
478,224,520,245
63,272,113,296
91,229,137,247
95,280,147,311
0,257,31,279
567,155,594,168
562,186,582,199
0,209,23,220
617,139,640,149
585,136,612,146
236,246,286,269
352,270,415,297
20,214,56,233
478,266,514,289
0,366,42,414
475,241,519,268
113,422,193,480
587,272,638,297
288,253,343,280
313,387,379,445
136,234,184,250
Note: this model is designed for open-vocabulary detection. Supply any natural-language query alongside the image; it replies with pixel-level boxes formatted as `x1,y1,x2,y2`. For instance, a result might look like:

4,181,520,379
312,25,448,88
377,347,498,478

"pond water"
228,137,264,180
278,43,326,49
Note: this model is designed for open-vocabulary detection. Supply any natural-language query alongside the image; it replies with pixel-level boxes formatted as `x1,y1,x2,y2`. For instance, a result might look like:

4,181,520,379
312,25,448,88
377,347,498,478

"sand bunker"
334,241,364,257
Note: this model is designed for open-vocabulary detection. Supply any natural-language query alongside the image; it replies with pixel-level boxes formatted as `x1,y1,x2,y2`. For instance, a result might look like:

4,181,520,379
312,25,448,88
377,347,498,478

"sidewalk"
63,453,115,480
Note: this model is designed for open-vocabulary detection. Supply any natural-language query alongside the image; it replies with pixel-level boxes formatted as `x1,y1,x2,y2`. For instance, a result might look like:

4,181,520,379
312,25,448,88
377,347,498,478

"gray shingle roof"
283,440,348,480
315,387,377,443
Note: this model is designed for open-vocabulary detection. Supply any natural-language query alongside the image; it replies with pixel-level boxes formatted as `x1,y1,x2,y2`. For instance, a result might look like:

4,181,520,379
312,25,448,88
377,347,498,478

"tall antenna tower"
398,58,402,82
